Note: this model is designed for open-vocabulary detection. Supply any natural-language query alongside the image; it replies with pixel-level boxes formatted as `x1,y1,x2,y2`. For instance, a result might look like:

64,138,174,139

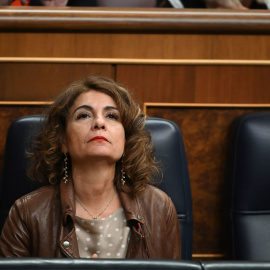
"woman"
0,76,181,259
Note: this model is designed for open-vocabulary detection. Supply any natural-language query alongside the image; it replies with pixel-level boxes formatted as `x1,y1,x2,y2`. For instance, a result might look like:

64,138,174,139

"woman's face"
62,90,125,165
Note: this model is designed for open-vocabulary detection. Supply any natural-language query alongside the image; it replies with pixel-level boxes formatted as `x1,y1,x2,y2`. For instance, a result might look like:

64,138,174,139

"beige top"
75,207,130,258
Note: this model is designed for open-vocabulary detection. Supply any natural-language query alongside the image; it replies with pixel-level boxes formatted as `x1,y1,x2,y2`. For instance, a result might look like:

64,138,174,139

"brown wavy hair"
27,76,160,195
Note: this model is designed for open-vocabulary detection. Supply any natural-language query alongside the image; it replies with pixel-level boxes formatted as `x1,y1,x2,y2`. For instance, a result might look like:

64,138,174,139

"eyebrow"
72,105,119,115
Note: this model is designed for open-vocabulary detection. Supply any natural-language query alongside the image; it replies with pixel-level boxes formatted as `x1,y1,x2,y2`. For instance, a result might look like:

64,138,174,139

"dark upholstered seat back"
201,261,270,270
1,259,270,270
225,112,270,260
0,258,201,269
145,118,193,260
0,116,193,259
0,116,44,231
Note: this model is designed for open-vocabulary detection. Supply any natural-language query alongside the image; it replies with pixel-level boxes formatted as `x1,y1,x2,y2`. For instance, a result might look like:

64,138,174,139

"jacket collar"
60,178,145,225
118,190,145,224
60,178,76,226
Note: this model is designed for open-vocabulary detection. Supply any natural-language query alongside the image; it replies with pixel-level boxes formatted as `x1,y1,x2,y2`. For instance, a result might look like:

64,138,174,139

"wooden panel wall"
1,6,270,260
2,32,270,60
0,62,114,101
116,64,270,105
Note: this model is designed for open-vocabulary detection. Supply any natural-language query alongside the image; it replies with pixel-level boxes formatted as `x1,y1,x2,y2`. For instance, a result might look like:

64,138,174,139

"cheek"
116,128,126,152
65,127,84,148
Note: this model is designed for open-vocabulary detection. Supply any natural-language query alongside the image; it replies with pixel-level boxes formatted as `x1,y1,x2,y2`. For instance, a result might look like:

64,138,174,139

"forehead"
72,90,117,109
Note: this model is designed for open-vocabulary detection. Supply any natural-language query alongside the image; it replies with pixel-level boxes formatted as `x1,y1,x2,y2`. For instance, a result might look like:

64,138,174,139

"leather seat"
0,115,44,231
0,115,193,259
201,261,270,270
1,259,270,270
225,112,270,260
0,258,201,269
145,118,193,260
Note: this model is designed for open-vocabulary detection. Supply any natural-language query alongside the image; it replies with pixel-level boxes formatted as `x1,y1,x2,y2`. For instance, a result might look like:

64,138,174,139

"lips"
89,136,109,142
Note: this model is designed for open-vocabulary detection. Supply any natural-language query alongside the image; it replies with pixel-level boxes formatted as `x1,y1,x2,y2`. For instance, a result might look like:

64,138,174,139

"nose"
92,115,105,130
94,124,105,130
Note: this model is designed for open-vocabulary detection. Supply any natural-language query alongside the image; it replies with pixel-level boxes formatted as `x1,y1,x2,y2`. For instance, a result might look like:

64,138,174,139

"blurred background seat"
201,261,270,270
0,115,44,232
224,111,270,260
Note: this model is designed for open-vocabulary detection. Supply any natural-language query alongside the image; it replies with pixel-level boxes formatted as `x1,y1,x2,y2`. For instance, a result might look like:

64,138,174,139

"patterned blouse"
75,207,130,258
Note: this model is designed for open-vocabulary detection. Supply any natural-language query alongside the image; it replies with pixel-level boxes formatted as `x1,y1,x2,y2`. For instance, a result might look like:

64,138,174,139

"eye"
107,112,119,120
76,112,91,120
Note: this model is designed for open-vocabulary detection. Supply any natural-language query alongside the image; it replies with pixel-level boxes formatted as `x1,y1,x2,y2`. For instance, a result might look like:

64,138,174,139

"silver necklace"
75,193,116,220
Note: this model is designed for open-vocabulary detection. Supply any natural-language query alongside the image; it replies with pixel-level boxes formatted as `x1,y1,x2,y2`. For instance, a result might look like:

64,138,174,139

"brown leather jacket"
0,179,181,259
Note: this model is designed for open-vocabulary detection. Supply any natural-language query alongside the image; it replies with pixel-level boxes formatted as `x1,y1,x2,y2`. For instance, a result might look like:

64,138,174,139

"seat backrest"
201,261,270,270
225,112,270,260
0,258,201,270
0,115,44,232
145,118,193,260
0,115,193,260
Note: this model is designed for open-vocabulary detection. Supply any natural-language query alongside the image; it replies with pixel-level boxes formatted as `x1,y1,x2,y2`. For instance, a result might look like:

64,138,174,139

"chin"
89,154,120,162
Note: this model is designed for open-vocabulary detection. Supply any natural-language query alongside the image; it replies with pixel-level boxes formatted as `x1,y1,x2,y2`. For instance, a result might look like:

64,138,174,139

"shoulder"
14,185,60,212
138,185,175,211
140,184,172,202
119,184,174,212
137,185,178,229
17,184,58,201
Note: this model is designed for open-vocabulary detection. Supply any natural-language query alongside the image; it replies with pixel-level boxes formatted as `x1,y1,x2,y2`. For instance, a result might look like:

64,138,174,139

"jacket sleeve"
166,198,182,259
0,200,31,257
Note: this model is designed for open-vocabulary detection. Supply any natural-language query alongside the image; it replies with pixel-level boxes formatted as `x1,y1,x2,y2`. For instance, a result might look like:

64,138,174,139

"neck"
71,161,120,219
73,162,116,197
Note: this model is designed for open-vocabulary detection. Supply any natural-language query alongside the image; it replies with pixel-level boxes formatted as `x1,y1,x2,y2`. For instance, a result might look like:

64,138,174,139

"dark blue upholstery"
0,116,44,231
1,259,270,270
225,112,270,260
0,116,193,259
145,118,193,260
0,258,201,270
201,261,270,270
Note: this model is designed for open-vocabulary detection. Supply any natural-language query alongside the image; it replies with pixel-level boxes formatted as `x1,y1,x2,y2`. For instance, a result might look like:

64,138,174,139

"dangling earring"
121,168,126,186
121,155,125,185
63,153,68,184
